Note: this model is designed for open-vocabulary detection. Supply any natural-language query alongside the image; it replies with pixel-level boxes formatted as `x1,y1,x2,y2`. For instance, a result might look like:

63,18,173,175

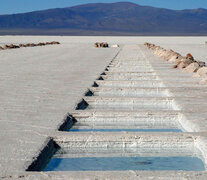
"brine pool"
44,147,205,171
69,128,181,132
44,156,205,171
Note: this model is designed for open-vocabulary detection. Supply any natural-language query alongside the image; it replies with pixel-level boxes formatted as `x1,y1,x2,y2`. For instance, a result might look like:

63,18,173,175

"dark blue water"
44,156,205,171
69,129,182,132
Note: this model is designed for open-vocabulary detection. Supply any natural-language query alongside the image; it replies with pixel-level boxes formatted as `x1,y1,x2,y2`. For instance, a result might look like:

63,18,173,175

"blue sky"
1,0,207,15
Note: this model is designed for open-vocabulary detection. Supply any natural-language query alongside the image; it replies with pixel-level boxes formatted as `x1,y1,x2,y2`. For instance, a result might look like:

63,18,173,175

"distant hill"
0,2,207,35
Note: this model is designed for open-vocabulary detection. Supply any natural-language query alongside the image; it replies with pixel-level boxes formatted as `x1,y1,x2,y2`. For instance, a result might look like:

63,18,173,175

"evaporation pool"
44,147,205,171
44,156,204,171
67,115,183,133
69,129,181,132
68,112,183,133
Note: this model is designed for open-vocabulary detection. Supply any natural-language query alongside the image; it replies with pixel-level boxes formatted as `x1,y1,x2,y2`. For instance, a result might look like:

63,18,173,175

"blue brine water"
69,129,181,132
44,156,205,171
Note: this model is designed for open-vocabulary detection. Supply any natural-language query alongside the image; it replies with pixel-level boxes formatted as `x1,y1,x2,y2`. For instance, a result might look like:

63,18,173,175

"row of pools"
39,55,206,172
42,106,206,172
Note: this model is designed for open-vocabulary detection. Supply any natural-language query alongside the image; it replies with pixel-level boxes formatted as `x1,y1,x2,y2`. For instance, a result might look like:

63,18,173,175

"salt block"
195,67,207,77
183,63,199,73
200,78,207,84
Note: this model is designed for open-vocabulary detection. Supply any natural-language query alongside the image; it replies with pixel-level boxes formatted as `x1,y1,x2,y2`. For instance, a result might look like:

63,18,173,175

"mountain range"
0,2,207,35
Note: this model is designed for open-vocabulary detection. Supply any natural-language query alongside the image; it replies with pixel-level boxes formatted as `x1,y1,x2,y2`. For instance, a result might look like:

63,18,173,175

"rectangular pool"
69,129,181,132
44,156,205,171
43,142,205,172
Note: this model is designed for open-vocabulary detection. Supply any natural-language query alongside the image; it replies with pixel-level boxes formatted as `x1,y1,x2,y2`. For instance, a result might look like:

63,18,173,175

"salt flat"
1,36,207,179
0,37,119,176
1,36,206,61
